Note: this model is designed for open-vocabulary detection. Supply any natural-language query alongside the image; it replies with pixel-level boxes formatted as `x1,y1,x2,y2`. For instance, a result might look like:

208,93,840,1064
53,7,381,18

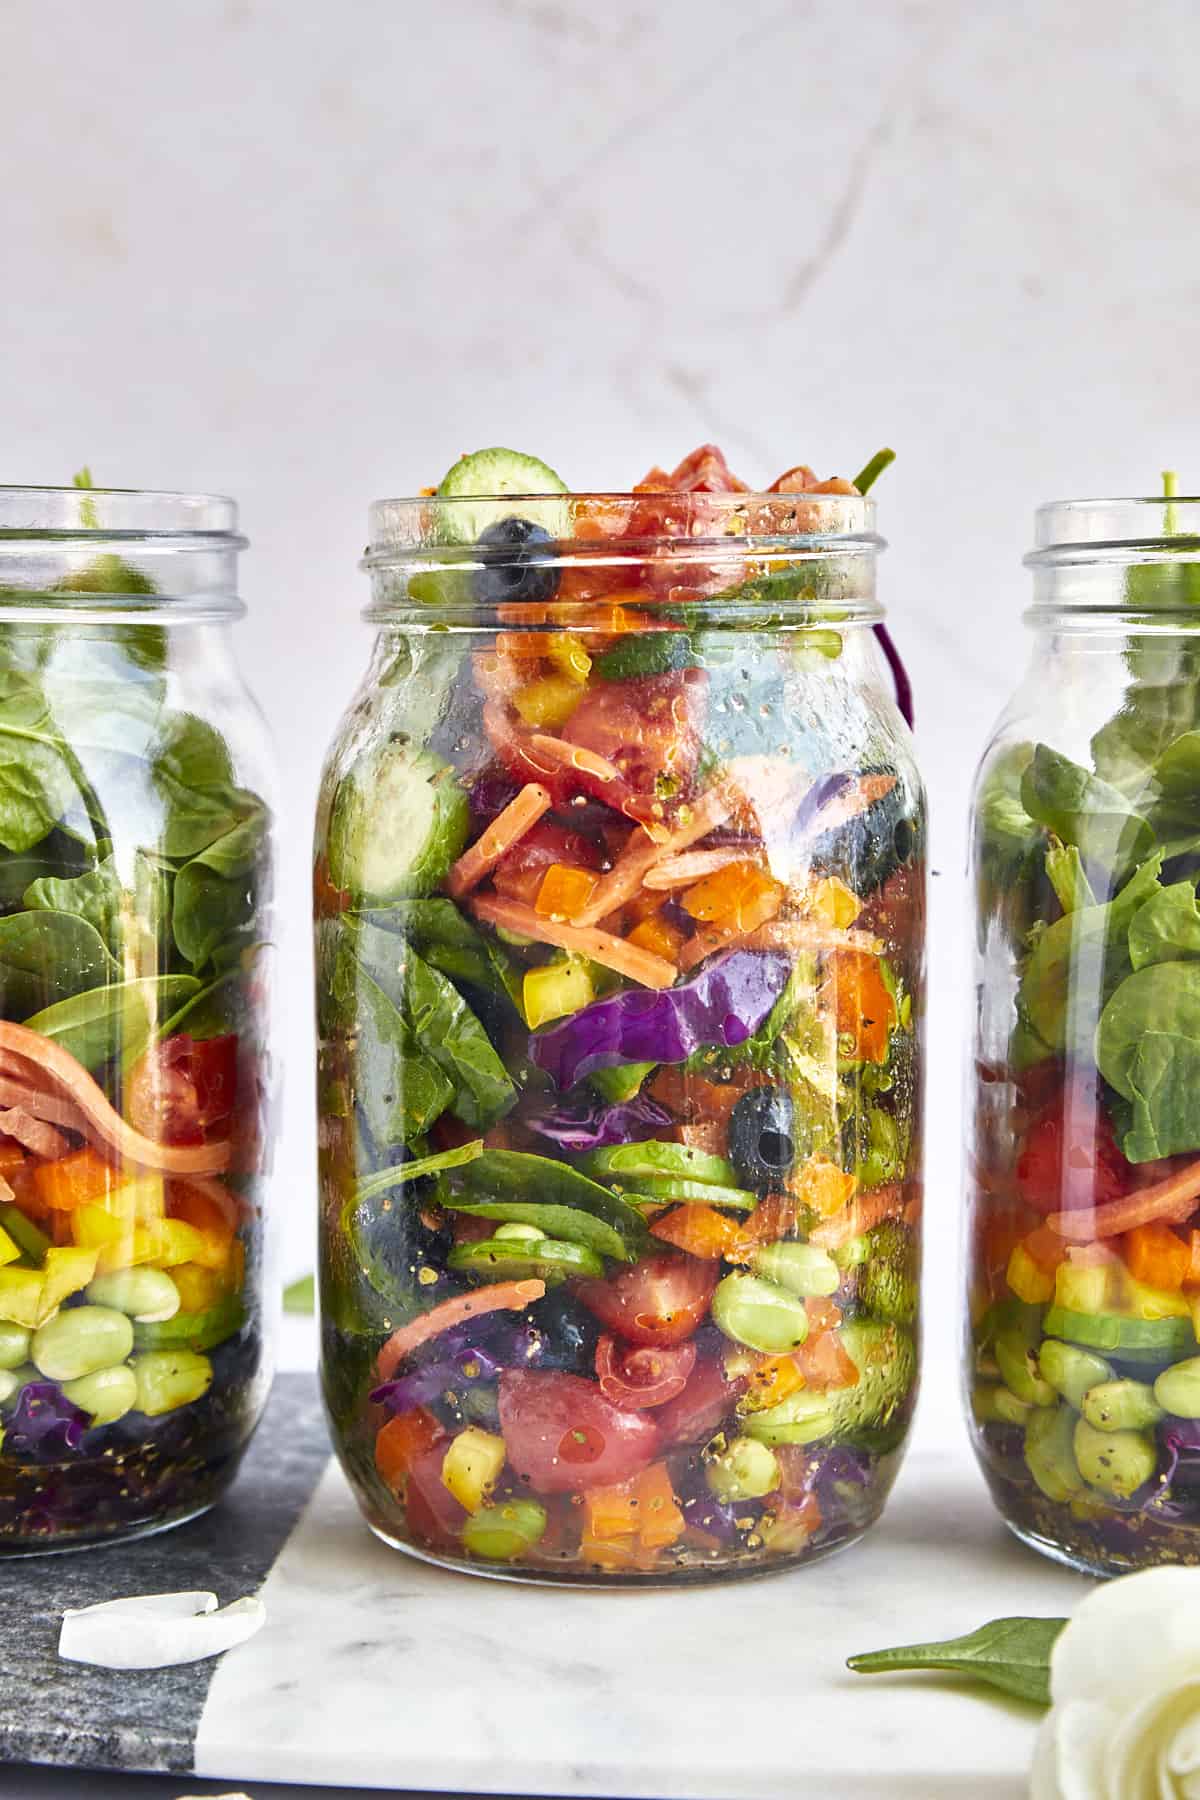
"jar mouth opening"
0,487,243,542
1028,496,1200,565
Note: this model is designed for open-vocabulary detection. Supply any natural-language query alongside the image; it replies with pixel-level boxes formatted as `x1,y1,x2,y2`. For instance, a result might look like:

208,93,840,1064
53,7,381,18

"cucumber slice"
593,633,699,682
1042,1306,1198,1361
448,1235,603,1284
612,1174,758,1210
582,1140,738,1188
132,1295,245,1353
435,448,570,546
327,742,469,902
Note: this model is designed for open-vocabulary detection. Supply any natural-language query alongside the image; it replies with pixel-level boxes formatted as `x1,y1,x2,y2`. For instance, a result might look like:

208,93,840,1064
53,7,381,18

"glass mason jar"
316,486,924,1584
966,492,1200,1574
0,486,275,1552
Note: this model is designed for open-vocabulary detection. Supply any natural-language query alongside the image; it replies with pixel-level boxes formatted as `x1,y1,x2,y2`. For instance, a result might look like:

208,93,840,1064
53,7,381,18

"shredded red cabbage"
530,948,791,1091
873,622,914,729
526,1092,672,1151
6,1383,89,1459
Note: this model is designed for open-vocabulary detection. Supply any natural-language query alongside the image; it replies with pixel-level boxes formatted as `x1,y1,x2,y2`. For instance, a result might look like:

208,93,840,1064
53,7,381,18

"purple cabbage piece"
371,1345,504,1414
526,1092,672,1152
679,1488,742,1545
793,773,854,836
872,622,914,729
468,767,520,830
6,1383,89,1460
530,949,792,1091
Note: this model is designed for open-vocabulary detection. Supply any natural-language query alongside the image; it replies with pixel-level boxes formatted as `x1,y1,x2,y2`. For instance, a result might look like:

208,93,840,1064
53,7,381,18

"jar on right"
966,489,1200,1575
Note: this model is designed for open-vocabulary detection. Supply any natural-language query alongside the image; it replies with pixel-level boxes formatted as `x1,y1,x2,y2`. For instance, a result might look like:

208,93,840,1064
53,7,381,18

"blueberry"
729,1087,798,1191
472,516,561,607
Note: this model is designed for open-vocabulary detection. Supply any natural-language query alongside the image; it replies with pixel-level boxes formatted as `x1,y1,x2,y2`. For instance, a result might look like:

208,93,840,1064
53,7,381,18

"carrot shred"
375,1279,546,1383
571,783,736,929
642,846,761,890
468,893,677,989
1048,1156,1200,1241
446,784,552,901
528,734,622,785
677,915,882,973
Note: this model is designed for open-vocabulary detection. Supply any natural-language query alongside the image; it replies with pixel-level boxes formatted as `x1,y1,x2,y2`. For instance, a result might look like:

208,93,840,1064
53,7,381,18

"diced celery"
0,1204,49,1265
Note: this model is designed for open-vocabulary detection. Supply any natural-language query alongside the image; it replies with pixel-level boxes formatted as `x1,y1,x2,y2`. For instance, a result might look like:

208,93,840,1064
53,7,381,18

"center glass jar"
0,486,275,1552
967,492,1200,1574
316,484,924,1583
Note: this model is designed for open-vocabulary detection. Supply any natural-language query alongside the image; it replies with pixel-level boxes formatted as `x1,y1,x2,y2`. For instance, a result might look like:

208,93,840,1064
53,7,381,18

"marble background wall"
3,0,1199,1431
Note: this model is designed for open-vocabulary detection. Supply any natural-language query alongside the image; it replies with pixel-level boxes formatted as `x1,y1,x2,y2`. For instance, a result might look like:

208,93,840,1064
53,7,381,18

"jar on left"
0,483,275,1551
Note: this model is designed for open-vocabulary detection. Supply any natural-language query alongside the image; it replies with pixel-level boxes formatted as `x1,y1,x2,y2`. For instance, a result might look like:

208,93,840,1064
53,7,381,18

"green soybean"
711,1273,810,1355
86,1268,181,1323
132,1349,212,1416
0,1321,31,1372
972,1383,1032,1427
834,1234,870,1271
62,1364,138,1426
32,1306,134,1382
705,1436,781,1502
1038,1338,1113,1412
741,1390,836,1446
1073,1418,1157,1500
0,1369,20,1405
462,1500,547,1562
995,1327,1056,1408
1023,1404,1086,1503
748,1242,840,1298
1154,1356,1200,1419
1081,1379,1164,1433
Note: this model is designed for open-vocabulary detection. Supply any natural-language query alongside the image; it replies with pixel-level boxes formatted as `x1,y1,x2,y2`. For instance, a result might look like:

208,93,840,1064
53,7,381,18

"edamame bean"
706,1436,781,1503
834,1234,870,1271
31,1306,134,1382
1073,1418,1158,1500
0,1321,31,1371
748,1242,840,1298
86,1268,181,1324
62,1364,138,1426
0,1369,21,1405
996,1327,1056,1408
1024,1404,1086,1503
462,1500,547,1561
1038,1339,1113,1412
1154,1356,1200,1419
131,1349,212,1417
1081,1379,1164,1433
711,1273,810,1355
972,1383,1032,1427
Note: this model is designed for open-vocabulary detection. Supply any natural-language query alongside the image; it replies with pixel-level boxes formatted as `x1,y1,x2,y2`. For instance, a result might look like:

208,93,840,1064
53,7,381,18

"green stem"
852,448,896,495
1164,468,1179,538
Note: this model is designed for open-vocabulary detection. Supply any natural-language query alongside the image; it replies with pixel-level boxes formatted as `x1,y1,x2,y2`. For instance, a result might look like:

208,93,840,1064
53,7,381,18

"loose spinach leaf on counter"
0,910,119,1016
1021,744,1154,885
847,1616,1066,1707
24,854,122,952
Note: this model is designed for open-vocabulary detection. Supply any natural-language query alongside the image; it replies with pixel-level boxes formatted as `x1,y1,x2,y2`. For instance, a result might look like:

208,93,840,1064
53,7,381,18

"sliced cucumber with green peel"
448,1235,603,1284
132,1295,245,1353
327,742,469,902
435,448,569,546
593,634,699,682
613,1174,757,1210
1042,1305,1198,1361
582,1140,738,1188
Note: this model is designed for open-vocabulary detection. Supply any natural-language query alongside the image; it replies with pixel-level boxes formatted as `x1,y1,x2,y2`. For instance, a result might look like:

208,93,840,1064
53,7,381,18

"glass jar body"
0,494,276,1552
316,516,924,1585
967,536,1200,1574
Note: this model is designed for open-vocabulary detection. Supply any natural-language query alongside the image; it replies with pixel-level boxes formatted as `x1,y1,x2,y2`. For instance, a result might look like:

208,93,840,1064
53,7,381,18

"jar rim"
0,486,243,541
1028,495,1200,565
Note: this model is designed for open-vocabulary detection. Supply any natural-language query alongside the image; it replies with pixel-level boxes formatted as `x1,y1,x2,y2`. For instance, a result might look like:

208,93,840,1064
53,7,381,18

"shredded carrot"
446,784,552,901
528,734,622,785
374,1279,546,1383
0,1072,87,1131
808,1184,905,1250
642,846,761,890
1049,1157,1200,1241
469,893,677,989
677,915,882,973
0,1107,69,1162
571,783,736,929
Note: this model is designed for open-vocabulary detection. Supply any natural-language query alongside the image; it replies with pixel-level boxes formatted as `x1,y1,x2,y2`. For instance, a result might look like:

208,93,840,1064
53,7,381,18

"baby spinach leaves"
24,974,200,1073
172,807,267,969
1097,961,1200,1162
24,854,122,951
0,911,119,1017
330,936,453,1149
1020,745,1153,886
438,1149,649,1262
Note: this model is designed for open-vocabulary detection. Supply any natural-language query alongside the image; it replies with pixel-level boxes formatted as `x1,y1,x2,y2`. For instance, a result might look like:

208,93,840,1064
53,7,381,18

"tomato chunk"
1016,1081,1131,1216
498,1370,660,1494
594,1336,696,1410
492,819,599,906
562,671,707,801
573,1255,717,1347
127,1034,239,1145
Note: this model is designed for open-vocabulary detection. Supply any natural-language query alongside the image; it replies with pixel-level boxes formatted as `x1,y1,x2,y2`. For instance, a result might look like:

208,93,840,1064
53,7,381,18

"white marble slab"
195,1435,1090,1799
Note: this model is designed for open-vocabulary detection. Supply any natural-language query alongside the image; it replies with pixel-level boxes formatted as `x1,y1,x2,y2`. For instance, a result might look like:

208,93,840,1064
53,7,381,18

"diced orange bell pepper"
824,948,896,1064
805,1297,843,1336
534,862,599,919
579,1527,646,1569
728,1193,801,1259
511,675,584,730
1022,1225,1070,1274
792,1158,856,1219
793,1328,858,1392
0,1144,26,1179
583,1478,641,1542
1187,1231,1200,1290
375,1407,446,1497
1124,1221,1192,1292
33,1148,119,1213
682,861,784,932
627,912,685,963
168,1185,235,1243
738,1353,805,1413
635,1463,685,1549
650,1203,743,1260
583,1462,685,1551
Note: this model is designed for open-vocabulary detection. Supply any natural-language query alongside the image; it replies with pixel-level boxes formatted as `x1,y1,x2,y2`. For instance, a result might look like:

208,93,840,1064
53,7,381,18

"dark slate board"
0,1371,328,1777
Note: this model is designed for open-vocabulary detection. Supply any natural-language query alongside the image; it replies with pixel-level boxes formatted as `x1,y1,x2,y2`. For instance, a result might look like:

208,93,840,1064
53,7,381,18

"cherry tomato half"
1015,1081,1131,1216
498,1370,659,1494
594,1336,696,1410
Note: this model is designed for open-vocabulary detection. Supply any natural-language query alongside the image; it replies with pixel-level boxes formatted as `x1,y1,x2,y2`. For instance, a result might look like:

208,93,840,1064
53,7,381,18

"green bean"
31,1306,134,1382
86,1268,181,1324
62,1364,138,1426
1154,1356,1200,1419
712,1273,810,1355
748,1242,840,1299
972,1383,1032,1427
1081,1379,1164,1433
131,1349,212,1416
996,1327,1056,1408
1073,1418,1158,1500
705,1436,782,1502
1024,1404,1086,1503
1038,1339,1113,1412
462,1500,547,1561
0,1321,31,1372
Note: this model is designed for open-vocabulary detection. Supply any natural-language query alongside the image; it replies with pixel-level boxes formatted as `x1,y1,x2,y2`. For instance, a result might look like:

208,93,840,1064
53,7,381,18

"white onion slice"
59,1589,265,1669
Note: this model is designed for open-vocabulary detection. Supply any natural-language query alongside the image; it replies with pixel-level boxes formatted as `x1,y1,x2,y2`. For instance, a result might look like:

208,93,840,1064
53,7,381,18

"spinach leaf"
847,1616,1065,1707
441,1150,649,1261
330,937,452,1148
1044,838,1095,913
24,974,201,1073
1097,960,1200,1161
172,806,267,968
1091,682,1200,797
1020,744,1154,884
0,910,119,1016
360,898,523,1016
973,741,1048,950
156,964,245,1041
355,923,516,1130
1128,881,1200,970
150,713,253,858
0,831,93,911
0,671,84,854
24,854,122,951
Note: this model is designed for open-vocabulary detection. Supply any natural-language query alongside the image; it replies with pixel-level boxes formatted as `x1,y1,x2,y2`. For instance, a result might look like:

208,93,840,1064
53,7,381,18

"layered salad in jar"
317,444,923,1580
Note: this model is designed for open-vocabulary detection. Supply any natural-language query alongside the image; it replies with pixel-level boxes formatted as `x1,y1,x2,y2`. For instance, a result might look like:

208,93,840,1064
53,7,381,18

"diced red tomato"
374,1406,446,1497
492,819,600,906
594,1336,696,1410
498,1370,660,1494
573,1255,717,1347
404,1442,470,1546
561,670,708,803
1015,1081,1132,1216
653,1357,738,1449
127,1035,239,1145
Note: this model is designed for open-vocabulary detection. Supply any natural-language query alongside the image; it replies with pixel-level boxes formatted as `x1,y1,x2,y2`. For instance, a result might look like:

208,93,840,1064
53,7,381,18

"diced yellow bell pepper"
511,674,584,730
544,633,591,685
0,1225,20,1269
1007,1242,1056,1306
1054,1258,1116,1315
1121,1272,1192,1321
172,1262,225,1313
806,875,862,929
441,1427,507,1514
0,1267,49,1329
523,956,596,1030
152,1217,229,1271
39,1246,99,1317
